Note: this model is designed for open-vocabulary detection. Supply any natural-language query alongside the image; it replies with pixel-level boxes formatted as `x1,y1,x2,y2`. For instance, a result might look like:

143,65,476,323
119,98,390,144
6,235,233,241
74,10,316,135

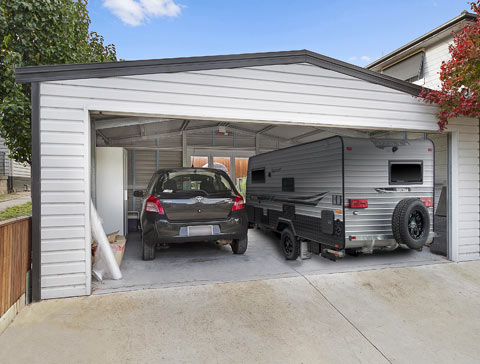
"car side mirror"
133,190,146,198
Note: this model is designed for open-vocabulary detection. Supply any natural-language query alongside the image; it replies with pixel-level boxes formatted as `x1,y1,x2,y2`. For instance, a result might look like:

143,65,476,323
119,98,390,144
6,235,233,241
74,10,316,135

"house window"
389,161,423,184
251,168,265,183
282,177,295,192
382,52,425,82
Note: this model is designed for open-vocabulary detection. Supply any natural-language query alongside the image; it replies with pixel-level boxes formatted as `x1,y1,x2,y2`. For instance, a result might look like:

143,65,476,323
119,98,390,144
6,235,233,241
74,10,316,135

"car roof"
155,167,227,174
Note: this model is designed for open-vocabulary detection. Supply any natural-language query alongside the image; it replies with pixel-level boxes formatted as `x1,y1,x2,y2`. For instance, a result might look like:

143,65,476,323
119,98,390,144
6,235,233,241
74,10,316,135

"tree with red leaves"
420,1,480,130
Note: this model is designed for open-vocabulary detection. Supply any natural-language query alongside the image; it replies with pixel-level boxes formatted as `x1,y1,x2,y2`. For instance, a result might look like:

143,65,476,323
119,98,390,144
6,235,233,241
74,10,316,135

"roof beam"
109,125,217,145
292,127,371,142
95,117,173,130
109,123,292,145
180,120,190,131
293,129,330,142
224,124,290,142
322,127,370,138
256,125,276,134
96,130,110,145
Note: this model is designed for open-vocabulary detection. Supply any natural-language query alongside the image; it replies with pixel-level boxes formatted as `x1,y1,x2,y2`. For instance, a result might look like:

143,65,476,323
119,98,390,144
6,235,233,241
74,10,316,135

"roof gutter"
366,11,476,69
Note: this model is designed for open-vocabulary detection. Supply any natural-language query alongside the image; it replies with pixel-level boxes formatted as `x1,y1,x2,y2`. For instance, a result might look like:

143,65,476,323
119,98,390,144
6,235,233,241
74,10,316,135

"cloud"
347,55,372,65
103,0,182,26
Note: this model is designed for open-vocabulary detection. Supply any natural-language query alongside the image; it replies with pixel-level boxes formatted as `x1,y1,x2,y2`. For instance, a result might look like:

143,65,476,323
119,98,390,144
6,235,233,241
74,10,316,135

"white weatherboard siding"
38,63,443,299
414,36,452,90
41,64,439,130
0,137,9,175
448,117,480,261
40,93,90,300
12,160,31,178
0,137,31,178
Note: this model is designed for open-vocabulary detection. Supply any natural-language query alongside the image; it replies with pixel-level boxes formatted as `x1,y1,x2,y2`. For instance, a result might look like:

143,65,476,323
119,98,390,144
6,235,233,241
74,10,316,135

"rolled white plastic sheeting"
91,201,122,281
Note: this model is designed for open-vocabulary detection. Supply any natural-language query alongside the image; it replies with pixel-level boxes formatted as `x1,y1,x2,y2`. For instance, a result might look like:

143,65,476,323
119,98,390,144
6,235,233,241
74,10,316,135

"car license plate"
187,225,213,236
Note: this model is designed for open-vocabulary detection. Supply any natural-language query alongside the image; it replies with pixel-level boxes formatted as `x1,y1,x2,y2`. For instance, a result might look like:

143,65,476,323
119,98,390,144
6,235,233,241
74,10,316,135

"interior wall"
127,150,182,212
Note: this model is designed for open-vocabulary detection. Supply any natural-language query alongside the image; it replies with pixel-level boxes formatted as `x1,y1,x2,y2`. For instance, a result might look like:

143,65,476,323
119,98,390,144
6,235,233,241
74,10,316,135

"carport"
16,50,479,300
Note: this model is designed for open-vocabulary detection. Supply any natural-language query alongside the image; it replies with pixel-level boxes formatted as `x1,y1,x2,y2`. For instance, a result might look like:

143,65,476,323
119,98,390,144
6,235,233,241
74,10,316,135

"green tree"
0,0,116,165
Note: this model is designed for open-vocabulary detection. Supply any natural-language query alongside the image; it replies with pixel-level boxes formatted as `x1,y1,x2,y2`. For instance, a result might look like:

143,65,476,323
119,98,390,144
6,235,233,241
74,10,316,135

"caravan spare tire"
392,198,430,250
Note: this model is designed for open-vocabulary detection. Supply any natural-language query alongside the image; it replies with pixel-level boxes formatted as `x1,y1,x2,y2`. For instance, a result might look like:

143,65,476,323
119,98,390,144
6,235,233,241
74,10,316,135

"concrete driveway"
1,262,480,364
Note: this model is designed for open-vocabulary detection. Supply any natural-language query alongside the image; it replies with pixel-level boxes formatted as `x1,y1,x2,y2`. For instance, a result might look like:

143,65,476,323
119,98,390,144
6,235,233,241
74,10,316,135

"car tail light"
349,199,368,208
145,195,164,213
420,197,433,207
232,194,245,211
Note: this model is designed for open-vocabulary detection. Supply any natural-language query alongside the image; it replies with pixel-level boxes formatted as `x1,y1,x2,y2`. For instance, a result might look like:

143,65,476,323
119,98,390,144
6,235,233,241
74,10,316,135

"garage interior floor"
92,228,447,294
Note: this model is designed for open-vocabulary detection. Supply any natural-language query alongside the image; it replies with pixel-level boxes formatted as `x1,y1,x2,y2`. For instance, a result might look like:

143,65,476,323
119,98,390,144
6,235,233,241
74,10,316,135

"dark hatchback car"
134,168,248,260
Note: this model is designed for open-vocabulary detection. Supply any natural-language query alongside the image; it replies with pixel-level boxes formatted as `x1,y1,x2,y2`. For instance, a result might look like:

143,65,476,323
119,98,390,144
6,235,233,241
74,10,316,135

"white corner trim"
448,131,459,261
85,109,92,295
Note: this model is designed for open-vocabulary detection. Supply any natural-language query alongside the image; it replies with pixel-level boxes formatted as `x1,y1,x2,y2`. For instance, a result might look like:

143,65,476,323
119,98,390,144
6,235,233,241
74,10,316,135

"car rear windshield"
153,170,234,196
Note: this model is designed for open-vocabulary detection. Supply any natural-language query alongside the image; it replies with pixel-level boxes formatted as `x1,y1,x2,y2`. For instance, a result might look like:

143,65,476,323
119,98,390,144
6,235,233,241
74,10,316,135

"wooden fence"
0,217,31,317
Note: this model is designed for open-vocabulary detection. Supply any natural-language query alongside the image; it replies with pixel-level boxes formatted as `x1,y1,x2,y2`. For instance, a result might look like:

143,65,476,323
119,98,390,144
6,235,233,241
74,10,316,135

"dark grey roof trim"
16,50,306,83
367,11,476,69
16,49,423,96
304,51,422,96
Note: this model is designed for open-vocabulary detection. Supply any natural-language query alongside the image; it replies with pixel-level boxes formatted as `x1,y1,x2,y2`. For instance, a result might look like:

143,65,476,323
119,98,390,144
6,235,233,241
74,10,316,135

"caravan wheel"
392,199,430,250
281,229,300,260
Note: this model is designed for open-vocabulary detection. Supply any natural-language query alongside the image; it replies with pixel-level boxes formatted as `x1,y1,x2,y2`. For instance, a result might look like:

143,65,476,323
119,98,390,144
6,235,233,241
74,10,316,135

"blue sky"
88,0,471,65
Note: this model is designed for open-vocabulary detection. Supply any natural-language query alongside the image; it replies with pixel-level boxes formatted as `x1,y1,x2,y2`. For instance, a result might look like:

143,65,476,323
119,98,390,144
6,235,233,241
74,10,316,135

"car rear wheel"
281,228,300,260
392,198,430,250
231,235,248,254
142,235,156,261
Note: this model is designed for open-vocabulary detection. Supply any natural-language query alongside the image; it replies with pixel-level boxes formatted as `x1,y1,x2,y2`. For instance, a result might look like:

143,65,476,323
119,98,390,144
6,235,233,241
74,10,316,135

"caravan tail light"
145,195,164,213
420,197,433,207
232,194,245,211
349,199,368,208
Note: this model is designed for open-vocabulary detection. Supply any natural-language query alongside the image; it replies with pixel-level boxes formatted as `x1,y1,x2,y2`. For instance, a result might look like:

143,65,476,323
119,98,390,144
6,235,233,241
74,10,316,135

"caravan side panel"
246,137,344,247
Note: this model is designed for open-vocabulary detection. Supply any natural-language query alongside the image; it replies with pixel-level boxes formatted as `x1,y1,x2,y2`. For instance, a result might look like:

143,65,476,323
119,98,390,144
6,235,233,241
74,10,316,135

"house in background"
0,137,31,193
367,10,479,262
366,11,476,89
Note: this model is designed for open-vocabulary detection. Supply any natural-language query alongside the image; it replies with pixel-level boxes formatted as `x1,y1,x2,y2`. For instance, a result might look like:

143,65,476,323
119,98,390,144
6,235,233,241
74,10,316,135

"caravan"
246,136,435,260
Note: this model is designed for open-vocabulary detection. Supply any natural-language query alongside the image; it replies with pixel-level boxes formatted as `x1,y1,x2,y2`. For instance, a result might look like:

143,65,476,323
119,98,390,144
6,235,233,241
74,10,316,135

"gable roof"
15,49,424,96
367,11,476,70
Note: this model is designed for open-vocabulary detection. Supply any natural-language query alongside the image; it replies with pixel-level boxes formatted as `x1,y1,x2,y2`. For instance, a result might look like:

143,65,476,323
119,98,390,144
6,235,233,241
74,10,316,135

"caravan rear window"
389,161,423,184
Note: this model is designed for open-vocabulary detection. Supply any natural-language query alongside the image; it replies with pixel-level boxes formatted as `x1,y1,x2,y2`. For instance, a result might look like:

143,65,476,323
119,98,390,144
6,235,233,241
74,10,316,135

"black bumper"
141,211,248,245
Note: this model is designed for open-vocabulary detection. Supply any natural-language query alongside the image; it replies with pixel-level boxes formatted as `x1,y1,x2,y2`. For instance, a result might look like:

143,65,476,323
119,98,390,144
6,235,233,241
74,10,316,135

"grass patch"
0,192,19,201
0,202,32,221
